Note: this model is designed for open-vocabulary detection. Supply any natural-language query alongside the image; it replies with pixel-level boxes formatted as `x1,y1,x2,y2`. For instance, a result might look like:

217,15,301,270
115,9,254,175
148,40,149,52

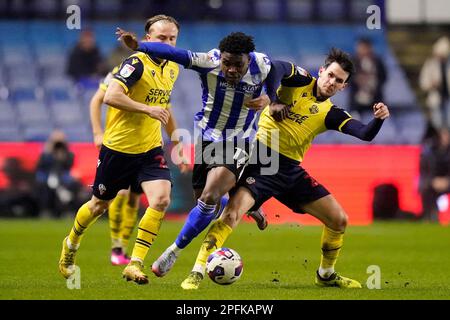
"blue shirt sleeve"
136,42,191,67
325,106,384,141
265,60,294,102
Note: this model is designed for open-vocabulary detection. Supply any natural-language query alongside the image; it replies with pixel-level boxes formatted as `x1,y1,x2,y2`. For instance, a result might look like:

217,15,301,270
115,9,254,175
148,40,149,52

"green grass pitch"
0,218,449,300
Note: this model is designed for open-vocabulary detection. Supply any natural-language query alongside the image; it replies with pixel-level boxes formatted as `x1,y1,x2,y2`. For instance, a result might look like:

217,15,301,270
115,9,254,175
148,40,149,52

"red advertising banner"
0,143,423,224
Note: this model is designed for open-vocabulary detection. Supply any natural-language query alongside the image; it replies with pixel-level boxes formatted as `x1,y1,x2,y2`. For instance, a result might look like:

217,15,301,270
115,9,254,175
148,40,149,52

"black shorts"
237,142,330,213
92,145,172,200
192,139,251,189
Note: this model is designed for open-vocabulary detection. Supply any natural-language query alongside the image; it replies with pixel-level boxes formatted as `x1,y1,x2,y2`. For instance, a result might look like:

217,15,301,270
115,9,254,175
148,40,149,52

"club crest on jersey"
98,184,106,195
170,69,175,79
309,105,319,114
246,177,256,185
119,64,135,78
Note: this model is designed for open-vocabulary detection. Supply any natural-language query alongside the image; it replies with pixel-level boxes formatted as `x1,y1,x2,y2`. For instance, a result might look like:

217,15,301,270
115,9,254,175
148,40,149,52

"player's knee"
89,199,109,217
150,196,170,212
221,213,239,229
332,211,348,232
199,191,221,206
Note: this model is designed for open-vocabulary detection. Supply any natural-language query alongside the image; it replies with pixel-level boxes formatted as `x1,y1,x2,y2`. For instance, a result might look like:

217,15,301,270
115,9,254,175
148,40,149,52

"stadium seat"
23,124,54,142
63,125,93,142
10,87,44,103
0,100,17,124
286,0,314,20
51,101,84,126
395,111,426,144
17,101,51,125
0,125,22,141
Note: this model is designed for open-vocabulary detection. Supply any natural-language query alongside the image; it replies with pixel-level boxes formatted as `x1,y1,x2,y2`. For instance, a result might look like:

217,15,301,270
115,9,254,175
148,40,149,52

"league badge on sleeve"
119,64,135,78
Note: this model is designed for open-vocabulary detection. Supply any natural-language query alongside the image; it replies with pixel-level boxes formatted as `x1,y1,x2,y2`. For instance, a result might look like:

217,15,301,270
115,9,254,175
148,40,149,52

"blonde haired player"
90,63,189,265
59,15,188,284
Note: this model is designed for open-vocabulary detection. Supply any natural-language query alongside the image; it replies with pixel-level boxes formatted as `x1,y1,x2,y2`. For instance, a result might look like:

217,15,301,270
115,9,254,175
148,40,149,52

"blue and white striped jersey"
186,49,272,142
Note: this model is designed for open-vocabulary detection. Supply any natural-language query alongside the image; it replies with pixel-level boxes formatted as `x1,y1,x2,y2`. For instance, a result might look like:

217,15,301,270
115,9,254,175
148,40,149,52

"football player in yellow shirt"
181,48,390,289
89,63,188,266
59,15,188,285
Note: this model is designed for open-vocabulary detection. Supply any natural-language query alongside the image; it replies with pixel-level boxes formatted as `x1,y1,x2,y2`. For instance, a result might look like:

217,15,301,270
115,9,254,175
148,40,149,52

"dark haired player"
181,48,390,289
117,29,294,280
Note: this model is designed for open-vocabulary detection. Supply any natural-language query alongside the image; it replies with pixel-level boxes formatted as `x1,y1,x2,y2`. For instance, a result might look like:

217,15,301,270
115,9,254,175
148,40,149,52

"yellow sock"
319,226,344,271
131,207,165,262
68,202,99,248
108,193,126,249
120,203,139,251
194,220,233,269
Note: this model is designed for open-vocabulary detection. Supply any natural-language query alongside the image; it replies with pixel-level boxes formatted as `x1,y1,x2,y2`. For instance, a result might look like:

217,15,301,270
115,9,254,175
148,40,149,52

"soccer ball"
206,247,243,285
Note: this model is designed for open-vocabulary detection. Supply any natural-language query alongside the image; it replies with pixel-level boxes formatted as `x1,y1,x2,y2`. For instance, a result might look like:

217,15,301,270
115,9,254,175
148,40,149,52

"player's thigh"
141,179,172,210
202,166,237,200
301,194,348,231
221,187,256,228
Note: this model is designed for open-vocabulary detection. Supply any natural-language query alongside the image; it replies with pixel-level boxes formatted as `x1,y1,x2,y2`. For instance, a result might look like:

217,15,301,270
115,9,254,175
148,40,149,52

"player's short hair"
219,32,255,55
145,14,180,33
324,47,354,82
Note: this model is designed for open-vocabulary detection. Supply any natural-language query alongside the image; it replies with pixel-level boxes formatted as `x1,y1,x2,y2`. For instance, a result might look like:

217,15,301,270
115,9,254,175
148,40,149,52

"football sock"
192,219,233,274
120,203,139,252
175,199,216,249
68,202,100,249
108,193,126,249
319,226,344,278
131,207,165,262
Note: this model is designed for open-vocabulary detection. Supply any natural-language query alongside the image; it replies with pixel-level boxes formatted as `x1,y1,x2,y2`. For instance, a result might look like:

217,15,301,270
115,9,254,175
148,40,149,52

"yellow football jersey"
103,52,179,154
98,66,119,130
257,65,352,162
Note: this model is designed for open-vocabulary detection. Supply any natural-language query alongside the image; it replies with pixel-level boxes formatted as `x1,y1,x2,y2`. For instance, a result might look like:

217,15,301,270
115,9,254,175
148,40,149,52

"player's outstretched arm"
116,27,191,67
340,103,390,141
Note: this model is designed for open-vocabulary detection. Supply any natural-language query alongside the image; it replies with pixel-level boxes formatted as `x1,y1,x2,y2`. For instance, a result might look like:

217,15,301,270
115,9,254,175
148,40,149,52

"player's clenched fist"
269,102,290,122
373,102,390,120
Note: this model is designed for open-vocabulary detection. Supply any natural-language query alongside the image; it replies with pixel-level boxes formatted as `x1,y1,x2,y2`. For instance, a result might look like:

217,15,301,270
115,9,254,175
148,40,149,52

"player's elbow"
103,90,119,106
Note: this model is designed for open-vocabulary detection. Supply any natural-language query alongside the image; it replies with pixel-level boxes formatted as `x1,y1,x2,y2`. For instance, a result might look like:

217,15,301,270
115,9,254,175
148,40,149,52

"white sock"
192,263,206,276
169,242,182,256
111,238,122,250
318,267,334,279
131,257,143,264
66,238,79,250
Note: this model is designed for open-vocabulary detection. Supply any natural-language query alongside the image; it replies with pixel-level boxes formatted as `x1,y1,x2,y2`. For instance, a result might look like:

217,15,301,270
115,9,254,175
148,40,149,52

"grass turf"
0,218,449,300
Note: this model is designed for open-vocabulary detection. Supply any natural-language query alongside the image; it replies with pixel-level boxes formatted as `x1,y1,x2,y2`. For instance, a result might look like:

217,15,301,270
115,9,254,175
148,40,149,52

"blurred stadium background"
0,0,449,225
